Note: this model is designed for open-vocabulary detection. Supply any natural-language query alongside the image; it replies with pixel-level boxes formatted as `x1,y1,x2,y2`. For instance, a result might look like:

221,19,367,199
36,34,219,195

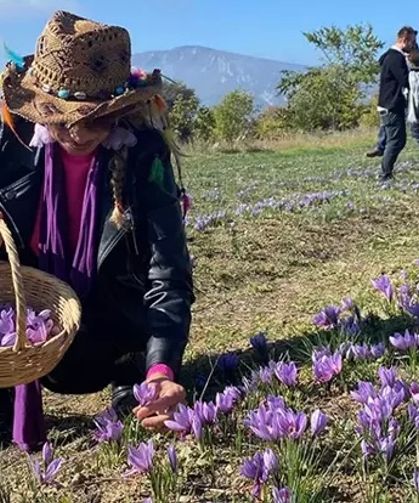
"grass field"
2,129,419,502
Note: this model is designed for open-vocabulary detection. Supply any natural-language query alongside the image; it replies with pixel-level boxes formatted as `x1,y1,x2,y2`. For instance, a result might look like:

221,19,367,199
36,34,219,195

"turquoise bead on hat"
115,85,125,96
57,89,70,99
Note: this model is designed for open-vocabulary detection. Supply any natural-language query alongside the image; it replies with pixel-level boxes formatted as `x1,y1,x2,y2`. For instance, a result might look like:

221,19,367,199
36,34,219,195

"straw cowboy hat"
0,10,163,126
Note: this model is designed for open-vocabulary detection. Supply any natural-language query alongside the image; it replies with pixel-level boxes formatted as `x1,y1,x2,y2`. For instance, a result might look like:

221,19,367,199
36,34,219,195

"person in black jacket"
0,11,194,451
376,26,417,180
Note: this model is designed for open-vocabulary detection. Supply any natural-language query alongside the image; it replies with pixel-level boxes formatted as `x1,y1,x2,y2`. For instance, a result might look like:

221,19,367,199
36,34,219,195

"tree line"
164,24,384,144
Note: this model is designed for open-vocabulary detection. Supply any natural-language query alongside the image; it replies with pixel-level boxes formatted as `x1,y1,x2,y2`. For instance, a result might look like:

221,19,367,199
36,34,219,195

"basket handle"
0,214,28,352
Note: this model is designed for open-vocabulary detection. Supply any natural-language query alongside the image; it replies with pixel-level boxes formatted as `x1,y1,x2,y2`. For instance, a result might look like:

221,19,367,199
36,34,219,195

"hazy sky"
0,0,414,65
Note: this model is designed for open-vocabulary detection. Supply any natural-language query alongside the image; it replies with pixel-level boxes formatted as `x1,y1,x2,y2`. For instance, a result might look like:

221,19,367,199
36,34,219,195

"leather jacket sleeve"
132,130,194,378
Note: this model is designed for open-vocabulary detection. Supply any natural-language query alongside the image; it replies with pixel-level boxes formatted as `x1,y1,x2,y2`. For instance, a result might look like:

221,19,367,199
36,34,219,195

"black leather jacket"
0,120,194,376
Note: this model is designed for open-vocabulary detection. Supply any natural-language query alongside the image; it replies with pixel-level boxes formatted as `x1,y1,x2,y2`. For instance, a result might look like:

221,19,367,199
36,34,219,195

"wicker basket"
0,217,81,388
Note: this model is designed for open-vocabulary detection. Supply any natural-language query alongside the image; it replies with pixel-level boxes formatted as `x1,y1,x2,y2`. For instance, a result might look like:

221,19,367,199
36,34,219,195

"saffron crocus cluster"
29,442,63,486
312,348,343,383
126,440,155,476
345,342,386,361
133,382,159,407
272,361,299,387
245,395,328,442
240,449,278,498
352,367,407,462
313,305,341,329
93,408,123,444
389,330,419,352
313,297,362,335
0,305,56,347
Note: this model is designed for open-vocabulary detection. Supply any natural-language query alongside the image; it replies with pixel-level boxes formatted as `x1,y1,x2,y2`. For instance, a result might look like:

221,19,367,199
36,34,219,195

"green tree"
255,106,293,138
194,105,216,142
167,84,200,142
277,24,384,131
214,90,254,143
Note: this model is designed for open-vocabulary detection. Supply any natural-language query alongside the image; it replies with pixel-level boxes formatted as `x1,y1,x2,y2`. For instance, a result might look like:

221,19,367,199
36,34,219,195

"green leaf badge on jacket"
149,157,165,188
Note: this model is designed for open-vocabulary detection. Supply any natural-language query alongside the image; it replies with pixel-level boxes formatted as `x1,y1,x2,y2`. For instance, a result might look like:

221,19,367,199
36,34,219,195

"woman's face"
48,118,113,155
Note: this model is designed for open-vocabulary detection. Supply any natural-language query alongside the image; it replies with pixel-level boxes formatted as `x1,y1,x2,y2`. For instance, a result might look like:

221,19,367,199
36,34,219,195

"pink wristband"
147,364,174,381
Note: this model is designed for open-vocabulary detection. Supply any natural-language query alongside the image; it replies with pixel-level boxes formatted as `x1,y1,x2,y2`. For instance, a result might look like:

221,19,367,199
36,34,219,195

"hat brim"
1,56,163,126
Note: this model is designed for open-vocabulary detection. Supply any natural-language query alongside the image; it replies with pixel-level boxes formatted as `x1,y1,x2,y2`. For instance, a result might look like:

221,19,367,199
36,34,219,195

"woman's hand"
133,376,186,430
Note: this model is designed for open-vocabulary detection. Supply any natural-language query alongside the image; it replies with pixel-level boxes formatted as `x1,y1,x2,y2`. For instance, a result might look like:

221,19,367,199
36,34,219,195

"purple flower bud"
413,468,419,492
378,367,397,388
411,382,419,402
310,409,328,436
370,343,386,359
191,416,203,441
272,487,292,503
313,351,342,383
30,442,63,486
167,445,178,473
371,275,394,302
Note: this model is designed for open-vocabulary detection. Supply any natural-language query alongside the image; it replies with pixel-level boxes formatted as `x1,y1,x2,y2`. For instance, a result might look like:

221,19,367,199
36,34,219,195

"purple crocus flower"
215,387,240,414
378,367,397,388
191,415,203,441
313,305,341,329
408,403,419,428
277,410,307,439
312,351,342,383
378,435,396,462
413,468,419,492
164,404,194,436
310,409,328,436
272,487,292,503
347,343,370,361
250,332,269,355
133,382,159,407
370,343,386,359
193,401,218,425
258,366,274,384
240,449,277,498
29,442,63,486
371,275,394,302
389,330,418,351
350,381,377,404
127,440,155,476
410,382,419,402
167,445,178,473
93,408,123,443
273,362,298,387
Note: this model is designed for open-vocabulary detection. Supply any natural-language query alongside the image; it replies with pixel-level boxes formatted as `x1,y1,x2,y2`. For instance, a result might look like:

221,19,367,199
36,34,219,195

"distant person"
407,49,419,144
366,28,417,177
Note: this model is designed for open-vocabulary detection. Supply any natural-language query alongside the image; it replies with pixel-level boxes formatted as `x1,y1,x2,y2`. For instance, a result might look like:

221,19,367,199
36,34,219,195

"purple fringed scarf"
13,142,102,452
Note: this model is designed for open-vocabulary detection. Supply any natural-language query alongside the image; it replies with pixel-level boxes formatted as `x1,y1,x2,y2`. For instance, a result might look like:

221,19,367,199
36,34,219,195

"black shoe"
366,149,384,158
379,173,393,182
111,385,137,419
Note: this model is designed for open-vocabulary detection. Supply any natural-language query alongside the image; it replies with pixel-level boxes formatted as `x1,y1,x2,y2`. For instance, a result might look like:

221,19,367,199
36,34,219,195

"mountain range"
132,46,306,109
